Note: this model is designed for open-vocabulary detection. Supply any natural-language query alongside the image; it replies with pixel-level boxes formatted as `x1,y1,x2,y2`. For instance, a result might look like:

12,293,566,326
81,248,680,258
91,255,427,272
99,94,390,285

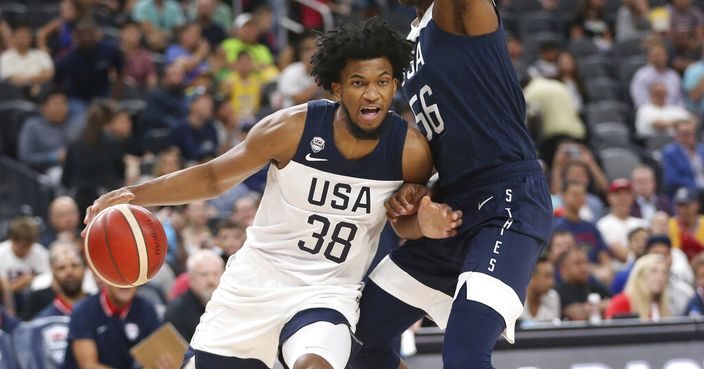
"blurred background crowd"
1,0,704,366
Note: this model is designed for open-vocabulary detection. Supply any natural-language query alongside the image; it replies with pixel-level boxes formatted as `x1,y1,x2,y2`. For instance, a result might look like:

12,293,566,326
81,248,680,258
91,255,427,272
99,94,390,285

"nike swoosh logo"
305,153,328,162
478,196,494,211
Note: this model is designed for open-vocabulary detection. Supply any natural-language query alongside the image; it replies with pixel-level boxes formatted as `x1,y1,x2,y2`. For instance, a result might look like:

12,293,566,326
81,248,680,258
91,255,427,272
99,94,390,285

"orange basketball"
84,204,167,287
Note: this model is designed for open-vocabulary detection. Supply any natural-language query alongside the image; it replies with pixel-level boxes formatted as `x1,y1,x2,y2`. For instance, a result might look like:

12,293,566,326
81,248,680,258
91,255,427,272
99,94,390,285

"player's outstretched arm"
84,106,306,226
432,0,498,36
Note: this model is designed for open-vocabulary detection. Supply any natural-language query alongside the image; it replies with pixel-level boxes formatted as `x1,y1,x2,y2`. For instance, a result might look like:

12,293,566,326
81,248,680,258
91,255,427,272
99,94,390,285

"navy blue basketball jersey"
402,5,536,189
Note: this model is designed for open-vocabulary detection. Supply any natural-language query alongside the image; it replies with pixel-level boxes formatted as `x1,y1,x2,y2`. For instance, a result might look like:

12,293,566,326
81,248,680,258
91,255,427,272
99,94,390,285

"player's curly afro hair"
311,17,414,92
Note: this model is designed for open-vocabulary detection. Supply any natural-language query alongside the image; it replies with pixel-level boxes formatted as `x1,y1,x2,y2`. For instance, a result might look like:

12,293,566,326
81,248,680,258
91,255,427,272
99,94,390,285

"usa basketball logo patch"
310,137,325,153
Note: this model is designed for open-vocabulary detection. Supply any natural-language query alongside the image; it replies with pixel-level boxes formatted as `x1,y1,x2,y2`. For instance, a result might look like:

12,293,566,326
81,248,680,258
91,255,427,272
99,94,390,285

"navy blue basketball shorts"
365,160,552,343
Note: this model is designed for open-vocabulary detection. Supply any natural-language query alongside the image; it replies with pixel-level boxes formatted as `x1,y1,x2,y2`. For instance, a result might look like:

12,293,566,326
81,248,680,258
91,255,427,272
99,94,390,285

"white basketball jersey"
244,100,408,286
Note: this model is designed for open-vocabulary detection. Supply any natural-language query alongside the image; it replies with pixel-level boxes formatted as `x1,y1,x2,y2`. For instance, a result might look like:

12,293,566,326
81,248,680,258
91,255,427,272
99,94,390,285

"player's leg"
349,279,426,369
442,228,545,369
279,308,353,369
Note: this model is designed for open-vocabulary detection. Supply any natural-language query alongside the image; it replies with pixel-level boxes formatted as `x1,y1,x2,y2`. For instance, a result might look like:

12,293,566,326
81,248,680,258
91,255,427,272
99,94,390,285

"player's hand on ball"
417,196,463,239
82,188,136,234
385,183,432,222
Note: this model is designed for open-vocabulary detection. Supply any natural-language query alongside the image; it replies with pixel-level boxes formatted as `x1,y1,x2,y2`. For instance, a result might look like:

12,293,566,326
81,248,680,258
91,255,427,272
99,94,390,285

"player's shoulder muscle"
244,103,308,165
402,122,433,185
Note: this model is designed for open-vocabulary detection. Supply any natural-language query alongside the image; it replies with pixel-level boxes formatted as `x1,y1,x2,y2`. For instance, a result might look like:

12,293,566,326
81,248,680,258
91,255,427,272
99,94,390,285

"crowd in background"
1,0,704,367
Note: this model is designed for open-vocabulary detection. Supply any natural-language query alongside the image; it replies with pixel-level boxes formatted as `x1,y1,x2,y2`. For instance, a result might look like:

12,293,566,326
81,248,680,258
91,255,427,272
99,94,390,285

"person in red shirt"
606,253,670,320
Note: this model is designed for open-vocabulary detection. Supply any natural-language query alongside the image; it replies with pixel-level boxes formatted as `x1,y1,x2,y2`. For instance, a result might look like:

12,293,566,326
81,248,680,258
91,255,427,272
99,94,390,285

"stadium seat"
519,11,559,34
13,316,70,369
591,121,631,150
567,38,600,57
618,55,647,86
645,133,674,152
0,330,19,369
0,3,28,26
509,0,543,13
598,147,642,181
0,100,38,159
586,101,628,125
577,55,611,79
614,38,646,60
585,78,620,103
523,32,563,61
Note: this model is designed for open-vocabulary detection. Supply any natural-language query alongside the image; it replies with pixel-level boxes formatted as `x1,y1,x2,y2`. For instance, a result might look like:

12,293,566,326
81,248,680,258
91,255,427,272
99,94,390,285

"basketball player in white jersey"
83,18,462,369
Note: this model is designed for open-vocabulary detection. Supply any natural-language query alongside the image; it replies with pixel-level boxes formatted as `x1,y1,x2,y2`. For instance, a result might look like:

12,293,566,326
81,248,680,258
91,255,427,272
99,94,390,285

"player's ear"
392,78,398,94
331,82,341,100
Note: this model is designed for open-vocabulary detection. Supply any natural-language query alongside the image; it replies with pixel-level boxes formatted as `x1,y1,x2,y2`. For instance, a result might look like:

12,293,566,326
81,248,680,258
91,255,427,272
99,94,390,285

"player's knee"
292,354,334,369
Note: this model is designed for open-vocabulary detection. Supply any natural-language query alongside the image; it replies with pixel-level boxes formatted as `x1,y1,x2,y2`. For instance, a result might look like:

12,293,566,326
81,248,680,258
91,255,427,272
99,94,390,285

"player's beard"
59,279,83,298
340,102,384,141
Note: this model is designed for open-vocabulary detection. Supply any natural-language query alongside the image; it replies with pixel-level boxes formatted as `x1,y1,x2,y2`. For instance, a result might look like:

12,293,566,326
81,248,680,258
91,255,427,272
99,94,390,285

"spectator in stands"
640,236,694,314
668,0,704,73
606,253,669,320
0,19,11,52
188,0,227,49
556,248,611,321
668,187,704,261
635,82,691,139
34,245,86,319
630,43,683,108
0,217,50,311
212,220,245,263
506,34,527,79
522,256,561,323
553,181,613,282
615,0,650,42
187,0,232,38
53,19,125,106
630,165,673,222
556,51,586,113
220,13,275,71
684,252,704,315
131,0,186,50
0,21,54,95
166,23,210,84
164,249,223,341
120,21,157,91
253,4,277,56
277,31,323,109
612,234,662,294
230,194,259,227
17,88,83,174
550,149,608,220
62,100,133,216
22,241,80,319
142,64,188,132
62,284,167,369
523,78,587,162
171,88,218,163
597,178,648,263
527,41,560,79
569,0,613,51
36,0,86,59
683,48,704,118
219,52,266,120
40,196,80,247
0,305,20,333
546,229,578,268
212,93,241,153
624,226,650,266
181,200,215,253
662,117,704,196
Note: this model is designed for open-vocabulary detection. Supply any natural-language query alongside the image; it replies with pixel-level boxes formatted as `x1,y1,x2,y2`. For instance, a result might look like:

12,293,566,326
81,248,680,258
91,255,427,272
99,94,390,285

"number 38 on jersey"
408,84,445,140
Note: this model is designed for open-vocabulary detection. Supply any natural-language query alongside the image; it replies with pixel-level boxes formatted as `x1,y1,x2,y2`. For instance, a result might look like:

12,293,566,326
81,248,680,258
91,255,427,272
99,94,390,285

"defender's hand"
417,196,463,239
81,188,136,236
385,184,432,222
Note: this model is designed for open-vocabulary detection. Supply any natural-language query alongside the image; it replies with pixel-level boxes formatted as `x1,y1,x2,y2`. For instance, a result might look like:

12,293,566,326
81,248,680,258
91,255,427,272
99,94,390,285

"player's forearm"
127,162,224,206
390,216,424,240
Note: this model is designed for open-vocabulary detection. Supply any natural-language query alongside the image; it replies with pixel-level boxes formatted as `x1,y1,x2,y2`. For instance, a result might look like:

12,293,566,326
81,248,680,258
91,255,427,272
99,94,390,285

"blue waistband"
441,160,545,195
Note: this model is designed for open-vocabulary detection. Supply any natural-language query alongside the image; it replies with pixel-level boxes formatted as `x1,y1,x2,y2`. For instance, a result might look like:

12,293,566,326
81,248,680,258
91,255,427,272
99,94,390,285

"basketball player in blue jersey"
349,2,553,369
83,18,462,369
